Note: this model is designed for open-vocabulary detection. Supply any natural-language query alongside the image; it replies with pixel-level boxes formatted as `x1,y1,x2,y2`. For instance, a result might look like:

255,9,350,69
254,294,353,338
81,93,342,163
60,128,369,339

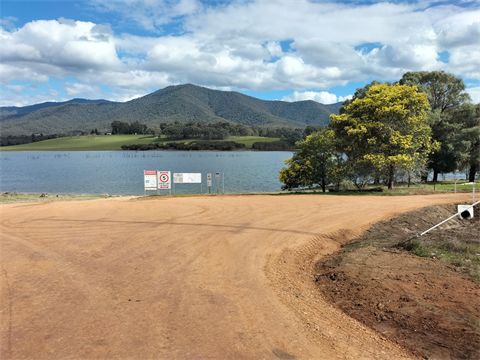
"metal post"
223,173,225,194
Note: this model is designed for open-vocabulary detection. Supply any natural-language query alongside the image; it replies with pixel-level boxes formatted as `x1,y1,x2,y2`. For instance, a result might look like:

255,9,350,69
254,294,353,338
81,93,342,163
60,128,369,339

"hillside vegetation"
0,98,117,116
0,135,282,151
0,84,340,136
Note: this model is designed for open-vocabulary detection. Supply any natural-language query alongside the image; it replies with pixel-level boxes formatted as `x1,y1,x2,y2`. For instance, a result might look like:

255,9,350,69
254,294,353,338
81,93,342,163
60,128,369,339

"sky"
0,0,479,107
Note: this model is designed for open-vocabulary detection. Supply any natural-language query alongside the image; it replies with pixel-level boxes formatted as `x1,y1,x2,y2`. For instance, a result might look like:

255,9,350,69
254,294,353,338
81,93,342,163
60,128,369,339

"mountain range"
0,84,340,136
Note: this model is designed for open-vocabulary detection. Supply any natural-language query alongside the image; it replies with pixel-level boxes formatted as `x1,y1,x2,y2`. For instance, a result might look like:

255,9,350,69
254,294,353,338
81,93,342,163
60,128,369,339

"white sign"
174,173,202,184
215,172,220,179
207,179,212,187
157,171,171,189
144,170,157,189
207,173,212,180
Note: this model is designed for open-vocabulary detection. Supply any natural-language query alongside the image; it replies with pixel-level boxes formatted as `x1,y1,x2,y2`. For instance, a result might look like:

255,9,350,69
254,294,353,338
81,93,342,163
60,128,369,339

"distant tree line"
111,119,323,146
121,141,246,151
111,120,148,135
251,141,296,151
0,133,60,146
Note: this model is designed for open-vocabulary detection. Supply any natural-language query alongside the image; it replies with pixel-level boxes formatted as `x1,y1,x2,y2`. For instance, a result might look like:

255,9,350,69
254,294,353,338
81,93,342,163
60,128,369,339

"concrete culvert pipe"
457,205,474,220
460,210,472,220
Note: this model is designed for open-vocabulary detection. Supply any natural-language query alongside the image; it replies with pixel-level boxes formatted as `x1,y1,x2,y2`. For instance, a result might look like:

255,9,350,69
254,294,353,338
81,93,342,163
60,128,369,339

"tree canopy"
399,71,473,180
280,82,440,191
330,83,436,189
279,129,337,192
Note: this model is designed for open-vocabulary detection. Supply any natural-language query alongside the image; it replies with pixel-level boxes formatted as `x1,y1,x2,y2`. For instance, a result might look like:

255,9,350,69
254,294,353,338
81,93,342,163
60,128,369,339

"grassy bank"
0,192,112,204
278,179,479,195
0,135,282,151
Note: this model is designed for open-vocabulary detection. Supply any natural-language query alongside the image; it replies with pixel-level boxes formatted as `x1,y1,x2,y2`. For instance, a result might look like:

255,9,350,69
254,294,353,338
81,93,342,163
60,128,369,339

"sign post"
144,170,157,196
207,173,212,193
215,172,220,193
174,173,202,194
157,171,171,195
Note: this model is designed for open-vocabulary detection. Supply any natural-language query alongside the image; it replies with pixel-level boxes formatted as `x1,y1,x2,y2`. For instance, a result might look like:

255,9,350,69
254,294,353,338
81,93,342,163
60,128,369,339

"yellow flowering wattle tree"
329,83,438,189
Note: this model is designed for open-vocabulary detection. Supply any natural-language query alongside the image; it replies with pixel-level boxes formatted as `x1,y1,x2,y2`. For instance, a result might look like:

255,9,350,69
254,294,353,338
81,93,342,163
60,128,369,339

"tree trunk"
469,164,477,182
388,166,395,190
433,170,439,183
421,173,428,183
408,171,411,188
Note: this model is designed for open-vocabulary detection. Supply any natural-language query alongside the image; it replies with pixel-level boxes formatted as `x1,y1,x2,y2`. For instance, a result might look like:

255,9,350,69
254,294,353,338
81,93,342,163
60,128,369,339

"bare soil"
0,193,473,359
315,204,480,359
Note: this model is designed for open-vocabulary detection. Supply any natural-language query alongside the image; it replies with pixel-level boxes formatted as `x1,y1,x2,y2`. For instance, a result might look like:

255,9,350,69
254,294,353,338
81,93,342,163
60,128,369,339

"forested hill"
0,98,117,116
0,84,340,136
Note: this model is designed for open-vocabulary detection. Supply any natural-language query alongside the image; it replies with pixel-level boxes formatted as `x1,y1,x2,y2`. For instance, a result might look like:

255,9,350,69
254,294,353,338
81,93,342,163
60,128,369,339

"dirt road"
0,193,471,359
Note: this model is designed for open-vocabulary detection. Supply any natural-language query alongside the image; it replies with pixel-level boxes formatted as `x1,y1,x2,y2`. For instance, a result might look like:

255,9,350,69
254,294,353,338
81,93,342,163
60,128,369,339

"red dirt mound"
315,204,480,359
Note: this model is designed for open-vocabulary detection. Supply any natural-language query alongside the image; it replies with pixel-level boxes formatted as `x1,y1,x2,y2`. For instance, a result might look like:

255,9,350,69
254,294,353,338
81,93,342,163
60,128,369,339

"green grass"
383,180,480,193
403,239,480,282
0,135,282,151
0,135,159,151
0,193,112,203
272,179,479,196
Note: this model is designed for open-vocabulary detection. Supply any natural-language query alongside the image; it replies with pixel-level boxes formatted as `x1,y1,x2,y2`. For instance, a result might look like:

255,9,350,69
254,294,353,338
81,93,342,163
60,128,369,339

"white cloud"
447,45,480,80
0,91,67,107
90,0,202,31
466,87,480,104
0,16,18,31
61,82,102,97
0,1,479,106
282,91,352,105
5,85,25,93
0,64,49,85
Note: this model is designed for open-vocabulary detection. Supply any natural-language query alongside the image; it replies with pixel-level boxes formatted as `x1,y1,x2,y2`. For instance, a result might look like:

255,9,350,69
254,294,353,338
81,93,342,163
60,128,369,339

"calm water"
0,151,294,195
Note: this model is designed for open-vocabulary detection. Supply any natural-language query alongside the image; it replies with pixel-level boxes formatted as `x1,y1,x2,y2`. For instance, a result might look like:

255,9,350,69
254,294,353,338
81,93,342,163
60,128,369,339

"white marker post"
207,173,212,194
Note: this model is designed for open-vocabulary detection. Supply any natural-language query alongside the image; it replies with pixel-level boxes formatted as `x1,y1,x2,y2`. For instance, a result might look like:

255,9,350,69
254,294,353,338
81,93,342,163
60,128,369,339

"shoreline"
1,187,478,204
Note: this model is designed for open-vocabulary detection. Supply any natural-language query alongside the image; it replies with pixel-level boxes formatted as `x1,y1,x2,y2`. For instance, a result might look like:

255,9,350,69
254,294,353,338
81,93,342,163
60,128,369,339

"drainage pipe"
398,200,480,246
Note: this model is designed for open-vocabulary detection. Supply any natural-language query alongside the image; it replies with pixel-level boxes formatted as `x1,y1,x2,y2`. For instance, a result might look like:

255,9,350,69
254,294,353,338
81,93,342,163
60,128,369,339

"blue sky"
1,0,479,106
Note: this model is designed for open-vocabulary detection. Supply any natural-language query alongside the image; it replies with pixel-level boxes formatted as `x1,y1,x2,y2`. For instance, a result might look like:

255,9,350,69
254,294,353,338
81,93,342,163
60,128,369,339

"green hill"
0,84,339,136
0,98,117,116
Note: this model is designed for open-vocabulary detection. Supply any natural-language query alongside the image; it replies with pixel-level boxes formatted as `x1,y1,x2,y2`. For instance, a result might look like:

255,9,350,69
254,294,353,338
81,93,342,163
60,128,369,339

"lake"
0,151,294,196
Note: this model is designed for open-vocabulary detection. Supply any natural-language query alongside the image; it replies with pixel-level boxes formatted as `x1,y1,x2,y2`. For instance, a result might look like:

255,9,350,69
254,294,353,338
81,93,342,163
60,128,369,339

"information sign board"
215,172,220,179
144,170,157,189
207,173,212,180
207,179,212,187
157,171,171,189
174,173,202,183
